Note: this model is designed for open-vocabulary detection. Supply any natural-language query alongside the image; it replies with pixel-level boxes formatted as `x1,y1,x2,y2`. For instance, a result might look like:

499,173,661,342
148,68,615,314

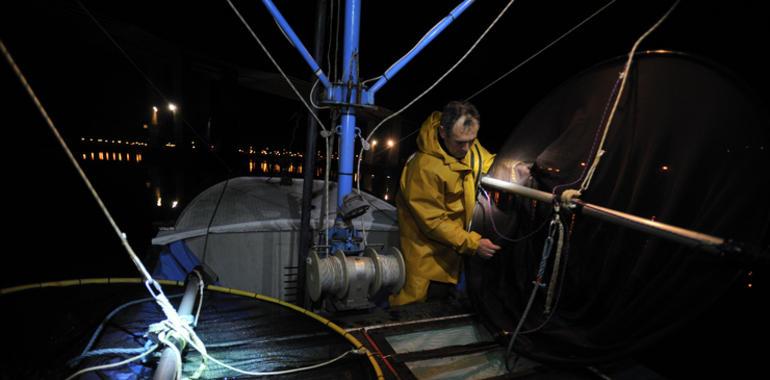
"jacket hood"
417,111,473,170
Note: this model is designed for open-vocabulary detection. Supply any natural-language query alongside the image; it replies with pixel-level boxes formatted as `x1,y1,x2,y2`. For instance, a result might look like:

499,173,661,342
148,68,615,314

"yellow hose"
1,278,384,379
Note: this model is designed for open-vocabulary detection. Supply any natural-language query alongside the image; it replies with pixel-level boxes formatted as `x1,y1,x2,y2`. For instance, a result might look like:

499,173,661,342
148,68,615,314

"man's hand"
477,238,501,259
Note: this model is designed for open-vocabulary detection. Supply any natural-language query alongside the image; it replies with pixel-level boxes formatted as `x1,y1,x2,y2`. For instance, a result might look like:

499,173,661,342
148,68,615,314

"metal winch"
306,246,405,309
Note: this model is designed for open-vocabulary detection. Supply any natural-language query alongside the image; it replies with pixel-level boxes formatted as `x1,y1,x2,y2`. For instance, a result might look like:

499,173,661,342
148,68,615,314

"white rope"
188,340,361,377
64,344,159,380
226,0,329,133
465,0,617,101
1,39,157,282
580,0,680,192
80,294,184,356
144,306,360,378
157,332,184,380
310,79,331,110
356,0,518,196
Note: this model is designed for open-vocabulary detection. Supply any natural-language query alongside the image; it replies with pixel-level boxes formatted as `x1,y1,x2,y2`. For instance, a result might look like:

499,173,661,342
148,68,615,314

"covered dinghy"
152,177,399,300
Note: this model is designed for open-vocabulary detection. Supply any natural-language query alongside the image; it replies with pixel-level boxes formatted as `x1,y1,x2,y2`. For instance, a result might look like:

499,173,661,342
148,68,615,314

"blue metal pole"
261,0,333,89
369,0,475,95
336,0,361,207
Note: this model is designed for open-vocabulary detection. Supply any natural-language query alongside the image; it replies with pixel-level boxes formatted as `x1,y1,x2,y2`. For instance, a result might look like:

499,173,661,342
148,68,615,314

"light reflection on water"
76,150,395,214
82,151,143,163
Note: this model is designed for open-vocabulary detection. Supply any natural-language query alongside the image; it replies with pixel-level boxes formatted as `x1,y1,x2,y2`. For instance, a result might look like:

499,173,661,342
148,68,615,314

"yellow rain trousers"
390,111,494,306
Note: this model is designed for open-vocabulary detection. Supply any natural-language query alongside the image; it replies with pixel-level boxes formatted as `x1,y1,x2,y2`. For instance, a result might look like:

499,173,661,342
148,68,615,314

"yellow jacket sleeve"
402,157,482,255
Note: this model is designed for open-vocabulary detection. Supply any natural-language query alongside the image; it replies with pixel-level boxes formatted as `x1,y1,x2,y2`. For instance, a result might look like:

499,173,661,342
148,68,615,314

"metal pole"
336,0,361,207
298,0,328,307
369,0,476,94
260,0,333,89
480,176,726,253
152,275,202,380
575,200,724,253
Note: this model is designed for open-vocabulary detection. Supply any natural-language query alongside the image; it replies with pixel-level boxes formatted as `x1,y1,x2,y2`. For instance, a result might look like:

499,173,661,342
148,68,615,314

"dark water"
4,139,397,289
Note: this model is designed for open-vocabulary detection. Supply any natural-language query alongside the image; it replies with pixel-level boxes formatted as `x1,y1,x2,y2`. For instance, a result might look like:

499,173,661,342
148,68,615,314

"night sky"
4,1,768,149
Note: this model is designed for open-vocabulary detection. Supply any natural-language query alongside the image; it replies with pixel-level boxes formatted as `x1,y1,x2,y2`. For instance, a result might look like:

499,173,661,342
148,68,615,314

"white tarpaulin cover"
152,177,399,299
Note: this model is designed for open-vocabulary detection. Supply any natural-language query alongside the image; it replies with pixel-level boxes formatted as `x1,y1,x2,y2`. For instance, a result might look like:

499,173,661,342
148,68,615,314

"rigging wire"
465,0,617,101
505,211,564,373
228,0,340,249
75,0,232,173
356,0,518,196
1,38,154,284
228,0,342,248
226,0,329,133
368,0,618,160
200,179,230,265
503,2,681,372
482,188,550,243
333,0,341,82
325,0,335,81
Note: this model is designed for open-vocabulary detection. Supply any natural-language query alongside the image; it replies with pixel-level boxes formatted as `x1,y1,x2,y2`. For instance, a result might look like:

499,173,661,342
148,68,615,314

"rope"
190,342,362,376
64,344,159,380
1,39,156,284
80,293,184,357
379,254,402,290
375,0,617,159
521,214,575,334
310,79,331,109
157,331,184,380
4,40,245,377
2,43,196,366
0,279,385,379
69,343,155,367
504,281,539,373
316,254,346,296
579,0,680,193
505,209,563,372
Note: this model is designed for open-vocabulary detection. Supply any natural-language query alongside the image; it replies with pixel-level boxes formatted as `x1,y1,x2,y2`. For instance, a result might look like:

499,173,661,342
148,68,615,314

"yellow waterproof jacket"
390,111,495,305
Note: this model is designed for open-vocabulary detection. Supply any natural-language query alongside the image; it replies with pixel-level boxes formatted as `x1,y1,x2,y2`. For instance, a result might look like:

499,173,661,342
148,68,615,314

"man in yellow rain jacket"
390,101,500,306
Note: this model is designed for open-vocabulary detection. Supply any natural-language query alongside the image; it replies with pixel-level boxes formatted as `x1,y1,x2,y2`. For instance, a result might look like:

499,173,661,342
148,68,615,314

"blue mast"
336,0,361,207
259,0,475,246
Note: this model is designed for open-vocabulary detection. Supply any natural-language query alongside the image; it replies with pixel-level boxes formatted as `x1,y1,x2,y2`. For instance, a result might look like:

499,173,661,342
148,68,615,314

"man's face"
439,115,479,159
